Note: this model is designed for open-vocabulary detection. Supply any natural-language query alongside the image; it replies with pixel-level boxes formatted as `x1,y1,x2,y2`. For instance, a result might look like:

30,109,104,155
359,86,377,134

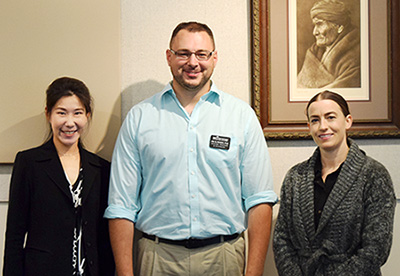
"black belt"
142,233,240,249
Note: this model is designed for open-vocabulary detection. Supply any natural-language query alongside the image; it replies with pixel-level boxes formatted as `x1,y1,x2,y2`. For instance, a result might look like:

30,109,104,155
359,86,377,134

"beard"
172,69,212,92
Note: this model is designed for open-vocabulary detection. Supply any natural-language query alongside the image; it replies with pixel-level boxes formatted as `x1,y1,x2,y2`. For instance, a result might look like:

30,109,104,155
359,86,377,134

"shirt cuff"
103,204,137,223
244,190,278,211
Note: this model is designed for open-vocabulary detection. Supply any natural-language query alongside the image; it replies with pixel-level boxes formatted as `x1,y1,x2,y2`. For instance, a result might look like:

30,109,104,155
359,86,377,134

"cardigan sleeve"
273,170,303,276
334,161,396,275
3,152,30,276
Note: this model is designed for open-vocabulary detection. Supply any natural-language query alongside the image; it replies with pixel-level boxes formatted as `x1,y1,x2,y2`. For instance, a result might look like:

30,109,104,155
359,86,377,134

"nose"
319,118,328,130
313,25,319,36
187,53,199,67
65,115,75,127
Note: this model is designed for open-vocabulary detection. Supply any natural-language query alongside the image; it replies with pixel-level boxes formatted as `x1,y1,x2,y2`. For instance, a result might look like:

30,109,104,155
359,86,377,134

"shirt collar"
314,152,344,179
161,81,222,106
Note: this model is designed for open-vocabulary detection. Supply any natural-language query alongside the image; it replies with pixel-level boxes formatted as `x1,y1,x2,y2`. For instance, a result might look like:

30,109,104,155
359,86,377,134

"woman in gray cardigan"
273,91,396,275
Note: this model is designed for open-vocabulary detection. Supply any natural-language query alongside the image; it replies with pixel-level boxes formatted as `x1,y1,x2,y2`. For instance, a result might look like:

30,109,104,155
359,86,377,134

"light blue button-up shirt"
104,82,277,239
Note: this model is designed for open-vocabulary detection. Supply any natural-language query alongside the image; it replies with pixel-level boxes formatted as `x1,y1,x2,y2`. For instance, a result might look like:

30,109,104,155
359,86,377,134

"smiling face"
312,17,341,47
307,99,352,153
167,30,217,95
46,94,89,150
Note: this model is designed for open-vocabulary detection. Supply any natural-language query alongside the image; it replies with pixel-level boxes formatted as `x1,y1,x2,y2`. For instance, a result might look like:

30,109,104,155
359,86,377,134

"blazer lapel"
37,140,72,200
80,148,100,205
37,140,104,204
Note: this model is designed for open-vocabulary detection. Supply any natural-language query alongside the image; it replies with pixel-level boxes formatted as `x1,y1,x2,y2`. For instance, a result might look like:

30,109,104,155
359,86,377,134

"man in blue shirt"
105,21,278,276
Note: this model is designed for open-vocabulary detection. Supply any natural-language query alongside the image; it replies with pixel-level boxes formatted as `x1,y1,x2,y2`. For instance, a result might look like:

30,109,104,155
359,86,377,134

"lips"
319,133,333,139
61,130,78,136
184,71,200,78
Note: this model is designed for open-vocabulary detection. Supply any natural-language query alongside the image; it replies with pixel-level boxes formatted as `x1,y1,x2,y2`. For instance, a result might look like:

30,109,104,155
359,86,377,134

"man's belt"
142,232,240,249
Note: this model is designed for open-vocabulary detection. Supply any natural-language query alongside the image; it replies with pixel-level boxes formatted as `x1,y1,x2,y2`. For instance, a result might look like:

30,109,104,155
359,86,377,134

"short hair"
306,90,350,120
169,21,215,49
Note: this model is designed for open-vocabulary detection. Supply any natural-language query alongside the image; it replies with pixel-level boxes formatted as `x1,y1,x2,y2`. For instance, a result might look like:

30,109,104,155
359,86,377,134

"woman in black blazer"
3,77,115,276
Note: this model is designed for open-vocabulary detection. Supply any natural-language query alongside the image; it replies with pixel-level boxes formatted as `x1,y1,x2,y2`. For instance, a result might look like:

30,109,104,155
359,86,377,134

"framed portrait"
289,0,369,101
251,0,400,139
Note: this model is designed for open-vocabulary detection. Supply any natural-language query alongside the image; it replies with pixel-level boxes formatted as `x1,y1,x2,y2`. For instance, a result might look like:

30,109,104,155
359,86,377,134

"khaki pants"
134,235,245,276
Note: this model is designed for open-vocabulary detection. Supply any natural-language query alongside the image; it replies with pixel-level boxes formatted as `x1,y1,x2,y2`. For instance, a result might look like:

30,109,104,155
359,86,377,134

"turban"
310,0,351,26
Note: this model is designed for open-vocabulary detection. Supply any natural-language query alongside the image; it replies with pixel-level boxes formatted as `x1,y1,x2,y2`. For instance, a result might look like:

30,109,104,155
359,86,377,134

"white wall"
120,0,251,103
1,1,399,275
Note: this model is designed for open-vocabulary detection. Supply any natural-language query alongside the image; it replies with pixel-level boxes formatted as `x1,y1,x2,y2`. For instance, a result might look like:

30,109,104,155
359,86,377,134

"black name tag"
209,135,231,150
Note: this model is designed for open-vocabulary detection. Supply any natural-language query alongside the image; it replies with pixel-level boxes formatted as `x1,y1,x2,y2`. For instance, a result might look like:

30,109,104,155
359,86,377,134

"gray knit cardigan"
273,139,396,276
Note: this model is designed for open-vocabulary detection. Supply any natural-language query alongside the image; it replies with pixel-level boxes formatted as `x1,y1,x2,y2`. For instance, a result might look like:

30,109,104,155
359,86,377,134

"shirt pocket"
205,136,238,169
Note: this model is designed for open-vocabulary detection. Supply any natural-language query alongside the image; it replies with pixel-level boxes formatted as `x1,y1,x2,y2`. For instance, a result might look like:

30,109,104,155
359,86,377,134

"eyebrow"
309,111,338,117
54,107,85,111
176,48,211,52
324,111,338,116
312,18,325,23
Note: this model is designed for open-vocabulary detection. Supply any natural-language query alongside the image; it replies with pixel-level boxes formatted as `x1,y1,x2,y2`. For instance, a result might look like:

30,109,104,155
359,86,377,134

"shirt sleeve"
104,109,143,223
240,109,278,211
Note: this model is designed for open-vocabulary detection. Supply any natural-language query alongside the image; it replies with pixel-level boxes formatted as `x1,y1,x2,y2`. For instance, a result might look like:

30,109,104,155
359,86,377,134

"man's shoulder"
138,90,164,104
216,89,254,111
128,89,166,112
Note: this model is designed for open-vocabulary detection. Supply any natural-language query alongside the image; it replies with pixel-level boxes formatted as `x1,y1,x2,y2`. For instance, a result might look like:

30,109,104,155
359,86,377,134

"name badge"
209,135,231,150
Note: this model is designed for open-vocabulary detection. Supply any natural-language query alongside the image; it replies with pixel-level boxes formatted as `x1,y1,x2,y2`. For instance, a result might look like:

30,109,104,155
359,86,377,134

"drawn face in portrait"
295,0,361,90
312,17,343,48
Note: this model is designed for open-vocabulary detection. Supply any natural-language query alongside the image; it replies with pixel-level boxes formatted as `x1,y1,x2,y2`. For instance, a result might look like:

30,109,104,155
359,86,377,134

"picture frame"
251,0,400,139
289,0,369,102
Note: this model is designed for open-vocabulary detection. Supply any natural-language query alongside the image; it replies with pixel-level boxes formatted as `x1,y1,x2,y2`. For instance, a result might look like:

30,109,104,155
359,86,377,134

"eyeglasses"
169,49,214,61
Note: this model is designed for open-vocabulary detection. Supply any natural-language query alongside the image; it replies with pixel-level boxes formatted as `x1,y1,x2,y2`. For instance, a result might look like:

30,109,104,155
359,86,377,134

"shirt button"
318,210,322,214
193,217,197,221
190,148,194,152
191,171,195,175
191,194,195,198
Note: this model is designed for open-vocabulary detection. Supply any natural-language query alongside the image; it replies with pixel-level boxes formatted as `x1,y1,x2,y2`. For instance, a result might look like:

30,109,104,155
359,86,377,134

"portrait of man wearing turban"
297,0,361,88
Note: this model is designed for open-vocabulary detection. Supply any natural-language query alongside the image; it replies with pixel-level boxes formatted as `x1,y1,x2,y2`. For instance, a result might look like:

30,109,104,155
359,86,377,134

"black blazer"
3,139,115,276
